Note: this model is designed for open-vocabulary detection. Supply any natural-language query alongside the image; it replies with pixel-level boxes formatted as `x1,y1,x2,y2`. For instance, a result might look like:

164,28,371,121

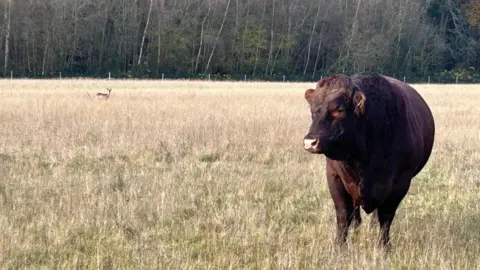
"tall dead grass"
0,79,479,269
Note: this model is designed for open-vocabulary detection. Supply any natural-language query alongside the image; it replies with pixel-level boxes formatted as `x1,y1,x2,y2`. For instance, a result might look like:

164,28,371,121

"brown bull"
303,72,435,249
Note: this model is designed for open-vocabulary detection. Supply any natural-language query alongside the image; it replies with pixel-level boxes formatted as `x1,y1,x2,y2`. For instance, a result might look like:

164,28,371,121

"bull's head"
303,76,366,161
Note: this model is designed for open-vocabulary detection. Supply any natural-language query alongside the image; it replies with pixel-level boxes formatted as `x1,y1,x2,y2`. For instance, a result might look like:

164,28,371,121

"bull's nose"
304,138,318,151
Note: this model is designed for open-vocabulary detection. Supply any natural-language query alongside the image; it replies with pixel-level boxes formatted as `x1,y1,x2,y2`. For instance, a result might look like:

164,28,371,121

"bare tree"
204,0,231,74
3,0,11,77
282,0,295,72
239,0,251,72
156,0,165,68
138,0,154,66
342,0,362,73
312,0,330,78
303,0,320,77
264,0,275,76
98,0,111,72
195,2,211,73
253,0,267,77
68,0,79,69
41,18,53,76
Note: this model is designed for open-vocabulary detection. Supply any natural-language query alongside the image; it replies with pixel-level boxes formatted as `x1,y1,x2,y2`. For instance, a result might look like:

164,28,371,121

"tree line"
1,0,480,82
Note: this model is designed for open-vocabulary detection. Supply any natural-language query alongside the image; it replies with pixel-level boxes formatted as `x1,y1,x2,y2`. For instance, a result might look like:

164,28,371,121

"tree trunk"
312,1,329,78
231,0,240,54
265,0,275,76
343,0,361,73
138,0,154,66
195,4,210,73
312,26,325,78
239,0,251,72
303,1,320,76
253,0,267,77
393,3,405,71
283,1,293,72
42,30,50,76
121,0,127,73
26,34,31,72
69,0,79,69
156,0,165,69
269,44,281,76
3,0,11,77
204,0,231,74
99,0,110,72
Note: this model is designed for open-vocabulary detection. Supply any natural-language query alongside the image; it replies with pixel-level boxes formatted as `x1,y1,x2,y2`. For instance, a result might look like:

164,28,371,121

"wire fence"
3,70,480,84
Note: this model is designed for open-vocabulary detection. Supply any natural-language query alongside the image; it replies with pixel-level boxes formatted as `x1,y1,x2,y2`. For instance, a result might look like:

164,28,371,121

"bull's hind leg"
376,179,412,251
376,203,405,252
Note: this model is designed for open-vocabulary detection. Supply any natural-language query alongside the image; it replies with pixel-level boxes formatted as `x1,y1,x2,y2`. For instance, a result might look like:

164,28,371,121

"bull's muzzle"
303,137,321,153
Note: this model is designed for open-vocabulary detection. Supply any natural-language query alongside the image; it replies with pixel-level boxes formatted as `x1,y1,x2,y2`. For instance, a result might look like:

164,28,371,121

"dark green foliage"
1,0,480,82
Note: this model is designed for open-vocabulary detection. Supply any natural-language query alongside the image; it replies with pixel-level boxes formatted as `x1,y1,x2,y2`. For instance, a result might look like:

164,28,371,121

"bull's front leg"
334,202,360,246
326,174,355,246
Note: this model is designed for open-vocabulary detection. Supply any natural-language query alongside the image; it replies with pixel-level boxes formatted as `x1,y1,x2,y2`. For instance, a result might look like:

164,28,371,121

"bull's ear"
304,88,315,104
353,91,366,116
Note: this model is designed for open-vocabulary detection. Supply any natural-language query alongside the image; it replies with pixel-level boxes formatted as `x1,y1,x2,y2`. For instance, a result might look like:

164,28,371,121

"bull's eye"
331,106,345,118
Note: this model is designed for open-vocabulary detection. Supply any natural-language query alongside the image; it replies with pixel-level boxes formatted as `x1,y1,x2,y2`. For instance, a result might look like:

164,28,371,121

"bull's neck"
339,157,364,181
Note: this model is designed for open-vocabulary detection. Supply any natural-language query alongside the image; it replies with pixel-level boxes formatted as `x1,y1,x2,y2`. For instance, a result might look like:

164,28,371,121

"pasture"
0,79,479,269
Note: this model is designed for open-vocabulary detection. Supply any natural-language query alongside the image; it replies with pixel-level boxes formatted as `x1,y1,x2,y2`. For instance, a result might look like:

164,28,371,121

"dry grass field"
0,79,479,269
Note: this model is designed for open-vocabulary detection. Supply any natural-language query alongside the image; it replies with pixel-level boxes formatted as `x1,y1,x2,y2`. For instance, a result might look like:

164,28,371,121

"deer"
96,88,112,100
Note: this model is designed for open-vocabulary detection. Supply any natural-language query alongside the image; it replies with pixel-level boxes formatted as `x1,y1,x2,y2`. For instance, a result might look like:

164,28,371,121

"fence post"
208,74,211,80
428,76,430,84
244,74,246,81
320,76,323,80
10,71,12,79
59,72,62,79
282,75,286,82
162,73,165,80
403,76,406,82
108,72,111,80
